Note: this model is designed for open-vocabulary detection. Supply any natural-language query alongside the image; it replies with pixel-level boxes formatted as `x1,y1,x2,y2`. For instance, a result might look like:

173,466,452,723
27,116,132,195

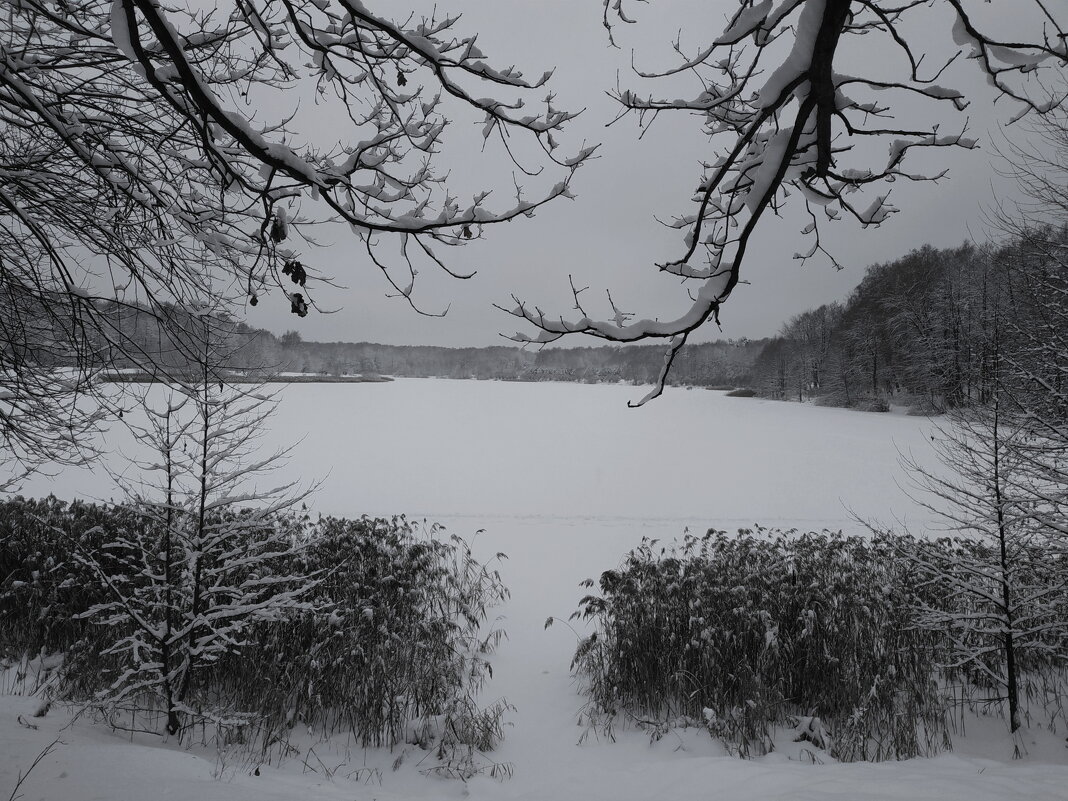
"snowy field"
6,379,1068,800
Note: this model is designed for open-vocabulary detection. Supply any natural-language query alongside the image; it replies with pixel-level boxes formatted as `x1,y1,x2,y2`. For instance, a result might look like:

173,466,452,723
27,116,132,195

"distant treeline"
92,235,1050,406
746,237,1057,412
92,302,764,388
250,336,764,388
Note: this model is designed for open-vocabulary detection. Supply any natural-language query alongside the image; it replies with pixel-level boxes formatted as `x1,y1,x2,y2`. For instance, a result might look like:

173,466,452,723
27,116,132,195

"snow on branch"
513,0,1068,403
0,0,590,466
2,0,589,333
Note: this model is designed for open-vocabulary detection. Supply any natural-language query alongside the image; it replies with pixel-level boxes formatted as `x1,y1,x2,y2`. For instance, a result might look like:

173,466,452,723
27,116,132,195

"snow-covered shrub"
62,373,324,738
811,393,853,408
78,506,317,738
907,535,1068,734
0,496,127,696
569,529,951,761
219,516,509,753
895,368,1068,743
0,499,509,755
855,397,891,413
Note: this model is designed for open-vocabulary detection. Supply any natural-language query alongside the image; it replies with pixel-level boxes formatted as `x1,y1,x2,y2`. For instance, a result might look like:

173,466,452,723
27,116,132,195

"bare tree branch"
0,0,591,470
507,0,1067,400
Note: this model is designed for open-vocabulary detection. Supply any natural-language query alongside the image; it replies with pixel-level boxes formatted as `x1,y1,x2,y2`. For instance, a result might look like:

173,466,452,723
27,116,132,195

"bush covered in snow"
0,497,507,755
214,515,508,752
0,496,121,696
568,528,1068,761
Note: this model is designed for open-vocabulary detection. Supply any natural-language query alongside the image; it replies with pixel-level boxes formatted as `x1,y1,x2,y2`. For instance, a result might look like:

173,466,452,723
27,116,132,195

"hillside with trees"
56,230,1058,417
86,233,1051,411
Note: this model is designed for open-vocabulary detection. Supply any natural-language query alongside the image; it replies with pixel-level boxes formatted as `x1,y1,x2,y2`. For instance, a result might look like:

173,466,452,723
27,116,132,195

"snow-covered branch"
0,0,589,468
511,0,1067,401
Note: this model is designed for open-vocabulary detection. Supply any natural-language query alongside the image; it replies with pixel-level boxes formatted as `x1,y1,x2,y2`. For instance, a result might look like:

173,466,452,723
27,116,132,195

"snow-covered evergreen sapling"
901,317,1068,740
75,322,316,737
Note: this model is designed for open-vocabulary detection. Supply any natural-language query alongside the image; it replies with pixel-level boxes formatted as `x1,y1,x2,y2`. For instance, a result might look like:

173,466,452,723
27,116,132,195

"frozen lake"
18,379,945,658
21,377,940,535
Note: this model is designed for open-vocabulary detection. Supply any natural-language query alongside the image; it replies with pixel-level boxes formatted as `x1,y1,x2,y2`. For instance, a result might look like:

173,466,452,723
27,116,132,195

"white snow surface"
19,378,940,528
6,379,1068,800
4,691,1068,801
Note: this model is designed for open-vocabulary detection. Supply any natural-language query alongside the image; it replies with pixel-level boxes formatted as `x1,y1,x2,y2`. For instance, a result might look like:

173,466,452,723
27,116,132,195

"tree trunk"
990,323,1021,734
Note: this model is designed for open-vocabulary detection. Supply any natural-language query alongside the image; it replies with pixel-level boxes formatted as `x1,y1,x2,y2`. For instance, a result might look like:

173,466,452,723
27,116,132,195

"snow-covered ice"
20,378,942,528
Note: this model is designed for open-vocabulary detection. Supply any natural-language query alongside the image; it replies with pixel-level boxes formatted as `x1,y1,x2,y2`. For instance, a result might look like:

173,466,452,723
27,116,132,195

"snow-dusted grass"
568,529,953,762
5,380,1068,800
0,499,511,766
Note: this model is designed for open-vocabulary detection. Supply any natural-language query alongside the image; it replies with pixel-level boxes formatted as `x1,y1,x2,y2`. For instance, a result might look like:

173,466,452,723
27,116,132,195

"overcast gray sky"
247,0,1050,347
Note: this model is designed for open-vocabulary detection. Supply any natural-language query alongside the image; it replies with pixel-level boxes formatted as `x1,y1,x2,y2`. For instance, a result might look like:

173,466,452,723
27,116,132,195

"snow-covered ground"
6,380,1068,800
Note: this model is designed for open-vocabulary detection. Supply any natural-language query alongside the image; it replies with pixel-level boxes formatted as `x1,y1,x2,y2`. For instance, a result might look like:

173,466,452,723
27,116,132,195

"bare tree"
75,313,315,737
896,302,1068,745
0,0,591,470
988,111,1068,559
504,0,1067,403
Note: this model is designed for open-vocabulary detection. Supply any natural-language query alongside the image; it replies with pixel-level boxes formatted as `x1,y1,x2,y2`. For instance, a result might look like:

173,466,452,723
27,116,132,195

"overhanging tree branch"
507,0,1067,402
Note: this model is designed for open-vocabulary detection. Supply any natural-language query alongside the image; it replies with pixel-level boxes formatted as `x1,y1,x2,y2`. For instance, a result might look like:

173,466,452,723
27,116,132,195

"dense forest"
747,234,1067,413
267,337,764,387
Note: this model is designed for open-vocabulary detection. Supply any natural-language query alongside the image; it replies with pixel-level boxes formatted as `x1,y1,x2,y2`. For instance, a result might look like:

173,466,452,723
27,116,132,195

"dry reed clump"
0,496,121,697
568,528,952,761
216,515,510,755
0,497,510,763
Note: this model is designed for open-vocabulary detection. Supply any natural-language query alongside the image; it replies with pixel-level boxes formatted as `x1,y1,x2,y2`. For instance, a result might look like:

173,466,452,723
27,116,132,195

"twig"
6,737,61,801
